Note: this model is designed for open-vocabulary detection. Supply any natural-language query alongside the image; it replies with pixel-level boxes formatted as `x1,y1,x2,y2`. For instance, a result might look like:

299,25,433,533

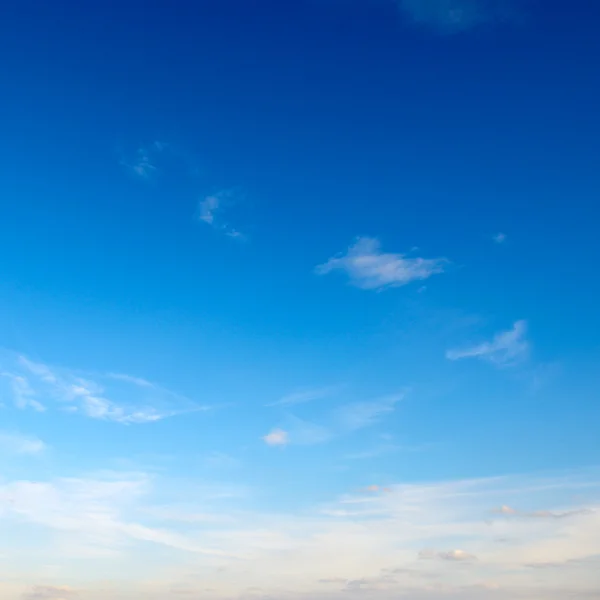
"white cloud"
446,320,529,366
268,385,342,407
0,351,202,424
493,232,507,243
262,428,289,447
0,431,46,455
316,237,446,290
398,0,517,33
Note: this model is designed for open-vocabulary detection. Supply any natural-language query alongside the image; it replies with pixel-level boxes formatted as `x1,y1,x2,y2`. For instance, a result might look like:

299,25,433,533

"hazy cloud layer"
1,468,599,599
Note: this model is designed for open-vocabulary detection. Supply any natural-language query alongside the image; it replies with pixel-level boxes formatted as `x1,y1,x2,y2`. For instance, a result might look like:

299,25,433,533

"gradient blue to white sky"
1,0,600,598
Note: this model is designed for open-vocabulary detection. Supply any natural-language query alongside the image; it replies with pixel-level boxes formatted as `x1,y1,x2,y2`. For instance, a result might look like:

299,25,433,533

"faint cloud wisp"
446,320,529,366
398,0,520,33
0,431,46,456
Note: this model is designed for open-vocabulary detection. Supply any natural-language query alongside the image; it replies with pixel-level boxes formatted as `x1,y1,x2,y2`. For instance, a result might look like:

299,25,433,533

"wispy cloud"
491,504,594,520
197,190,244,239
316,237,446,290
120,141,166,179
398,0,518,33
267,385,342,408
0,351,203,424
336,394,403,432
345,445,397,460
446,320,529,366
0,373,45,411
203,451,241,469
0,472,237,561
263,394,403,449
262,417,332,447
493,232,507,244
0,431,46,455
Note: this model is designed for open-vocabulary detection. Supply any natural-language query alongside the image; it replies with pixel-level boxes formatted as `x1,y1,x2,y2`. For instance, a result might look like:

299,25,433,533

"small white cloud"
419,548,477,561
398,0,516,33
316,237,446,290
493,504,519,515
446,320,529,366
197,190,244,239
0,431,46,455
262,428,289,447
438,548,478,561
493,232,507,243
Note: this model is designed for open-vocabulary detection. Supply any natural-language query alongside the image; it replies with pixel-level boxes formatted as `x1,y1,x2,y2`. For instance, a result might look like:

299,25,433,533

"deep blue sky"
0,1,599,597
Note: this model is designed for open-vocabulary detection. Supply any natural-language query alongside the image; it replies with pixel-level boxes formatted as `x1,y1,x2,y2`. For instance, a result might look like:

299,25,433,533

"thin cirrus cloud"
262,395,402,448
267,385,343,408
316,237,446,291
397,0,520,33
491,504,594,520
446,320,529,366
335,394,403,432
0,431,46,456
262,418,332,447
0,351,204,424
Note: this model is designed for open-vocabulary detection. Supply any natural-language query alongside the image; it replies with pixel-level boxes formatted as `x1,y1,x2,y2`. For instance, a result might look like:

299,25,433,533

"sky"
1,0,600,598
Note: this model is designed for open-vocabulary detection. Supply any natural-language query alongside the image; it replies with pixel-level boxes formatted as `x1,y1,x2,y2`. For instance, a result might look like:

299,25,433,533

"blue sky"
1,0,600,598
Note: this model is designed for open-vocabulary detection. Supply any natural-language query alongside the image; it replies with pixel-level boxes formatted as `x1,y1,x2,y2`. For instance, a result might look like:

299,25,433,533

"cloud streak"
0,351,203,424
316,237,446,290
267,385,342,407
446,320,529,366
